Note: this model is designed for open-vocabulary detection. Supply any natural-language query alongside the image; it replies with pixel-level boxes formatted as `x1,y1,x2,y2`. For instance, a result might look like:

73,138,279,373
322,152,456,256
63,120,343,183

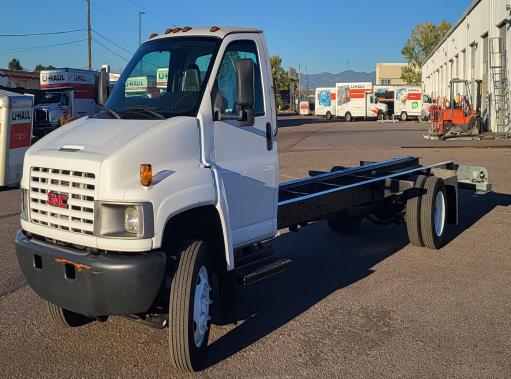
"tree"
401,21,451,85
34,64,56,72
270,55,289,110
8,58,23,71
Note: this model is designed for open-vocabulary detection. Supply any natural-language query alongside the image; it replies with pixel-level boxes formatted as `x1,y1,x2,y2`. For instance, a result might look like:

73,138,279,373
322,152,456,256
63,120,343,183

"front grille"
34,109,48,123
29,167,97,235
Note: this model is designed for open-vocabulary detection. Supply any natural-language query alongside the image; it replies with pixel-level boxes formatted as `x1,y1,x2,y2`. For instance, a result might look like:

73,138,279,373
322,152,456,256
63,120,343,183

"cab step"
236,256,292,286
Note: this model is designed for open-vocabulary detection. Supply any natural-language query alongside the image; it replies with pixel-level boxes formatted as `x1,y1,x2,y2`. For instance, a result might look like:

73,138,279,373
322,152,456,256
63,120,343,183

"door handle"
265,122,273,151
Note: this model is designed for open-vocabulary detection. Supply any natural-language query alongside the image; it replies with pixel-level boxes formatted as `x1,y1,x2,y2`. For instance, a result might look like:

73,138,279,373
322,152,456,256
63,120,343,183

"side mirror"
97,68,109,106
213,58,255,126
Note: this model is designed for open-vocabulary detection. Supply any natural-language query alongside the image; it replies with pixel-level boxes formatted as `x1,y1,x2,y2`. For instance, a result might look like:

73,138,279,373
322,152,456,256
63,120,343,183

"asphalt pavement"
1,117,510,378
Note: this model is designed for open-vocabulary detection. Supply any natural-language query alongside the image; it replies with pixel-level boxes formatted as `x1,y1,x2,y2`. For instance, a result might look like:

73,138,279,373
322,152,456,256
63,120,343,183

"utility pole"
347,60,350,71
306,65,309,96
138,11,146,46
87,0,92,69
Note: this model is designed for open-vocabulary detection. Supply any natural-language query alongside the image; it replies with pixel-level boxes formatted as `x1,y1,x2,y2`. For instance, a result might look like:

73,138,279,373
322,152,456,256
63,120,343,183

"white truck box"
314,87,336,118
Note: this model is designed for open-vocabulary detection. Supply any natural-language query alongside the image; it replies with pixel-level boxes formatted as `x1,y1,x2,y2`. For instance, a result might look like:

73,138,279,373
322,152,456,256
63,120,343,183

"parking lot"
1,116,510,378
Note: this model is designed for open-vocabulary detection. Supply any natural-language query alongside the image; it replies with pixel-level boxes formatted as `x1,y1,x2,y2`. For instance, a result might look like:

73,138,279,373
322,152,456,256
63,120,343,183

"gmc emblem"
47,192,69,209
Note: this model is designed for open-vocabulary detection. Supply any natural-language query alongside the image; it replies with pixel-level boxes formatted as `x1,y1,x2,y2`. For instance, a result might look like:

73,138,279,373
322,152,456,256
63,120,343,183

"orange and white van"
335,82,387,121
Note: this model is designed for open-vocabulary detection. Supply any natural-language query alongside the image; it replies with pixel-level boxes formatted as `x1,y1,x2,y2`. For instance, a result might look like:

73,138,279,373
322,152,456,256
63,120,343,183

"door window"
214,40,264,117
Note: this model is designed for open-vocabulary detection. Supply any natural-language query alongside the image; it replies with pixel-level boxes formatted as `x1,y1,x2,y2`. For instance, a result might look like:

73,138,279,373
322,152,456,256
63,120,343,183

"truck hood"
34,103,59,111
27,116,166,158
22,116,202,200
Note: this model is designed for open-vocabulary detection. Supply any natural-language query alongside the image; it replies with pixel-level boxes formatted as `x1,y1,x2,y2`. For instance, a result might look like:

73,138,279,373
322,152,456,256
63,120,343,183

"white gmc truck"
15,27,491,372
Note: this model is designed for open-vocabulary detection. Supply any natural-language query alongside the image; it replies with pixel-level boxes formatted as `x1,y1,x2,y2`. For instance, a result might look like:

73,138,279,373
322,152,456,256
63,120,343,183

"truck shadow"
205,189,511,368
277,117,345,128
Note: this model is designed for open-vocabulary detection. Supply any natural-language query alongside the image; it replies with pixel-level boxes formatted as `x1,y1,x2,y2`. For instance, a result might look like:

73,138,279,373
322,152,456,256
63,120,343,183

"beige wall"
376,63,407,85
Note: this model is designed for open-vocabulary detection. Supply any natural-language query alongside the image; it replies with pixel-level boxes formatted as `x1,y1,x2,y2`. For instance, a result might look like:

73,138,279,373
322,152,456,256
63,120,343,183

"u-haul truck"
125,76,159,98
0,89,33,186
314,87,336,119
335,82,387,121
34,68,100,138
394,86,431,121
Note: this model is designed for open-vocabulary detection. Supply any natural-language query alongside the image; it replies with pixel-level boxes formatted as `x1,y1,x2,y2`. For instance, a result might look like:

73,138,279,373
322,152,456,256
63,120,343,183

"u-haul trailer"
15,26,491,372
0,89,33,186
314,87,336,119
335,82,387,121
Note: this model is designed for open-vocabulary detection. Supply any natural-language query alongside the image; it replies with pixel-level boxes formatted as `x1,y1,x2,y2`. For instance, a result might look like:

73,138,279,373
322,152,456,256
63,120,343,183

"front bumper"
15,230,166,317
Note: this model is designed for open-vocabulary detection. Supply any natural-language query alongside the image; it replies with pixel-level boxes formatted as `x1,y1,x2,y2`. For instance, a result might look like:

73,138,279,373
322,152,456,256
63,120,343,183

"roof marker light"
164,28,174,34
182,26,192,32
173,27,182,33
149,33,158,39
210,26,220,32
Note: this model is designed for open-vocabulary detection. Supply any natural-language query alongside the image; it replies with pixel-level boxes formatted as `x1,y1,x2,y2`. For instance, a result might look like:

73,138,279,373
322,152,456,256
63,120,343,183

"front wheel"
47,302,93,328
169,239,213,372
326,111,332,120
344,112,352,122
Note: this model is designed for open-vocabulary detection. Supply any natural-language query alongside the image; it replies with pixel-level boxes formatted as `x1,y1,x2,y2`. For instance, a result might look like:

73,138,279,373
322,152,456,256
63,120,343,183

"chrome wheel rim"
193,266,211,348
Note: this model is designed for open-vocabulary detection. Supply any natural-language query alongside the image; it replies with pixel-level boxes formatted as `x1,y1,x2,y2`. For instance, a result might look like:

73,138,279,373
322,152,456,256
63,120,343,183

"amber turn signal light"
210,26,220,32
140,164,153,186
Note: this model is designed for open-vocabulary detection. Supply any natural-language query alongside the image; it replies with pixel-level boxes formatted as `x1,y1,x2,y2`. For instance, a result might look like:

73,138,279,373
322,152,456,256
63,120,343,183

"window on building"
381,79,391,85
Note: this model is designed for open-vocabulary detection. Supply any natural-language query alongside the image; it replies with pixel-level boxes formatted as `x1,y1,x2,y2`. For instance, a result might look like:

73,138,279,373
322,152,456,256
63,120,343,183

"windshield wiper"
122,107,166,120
100,105,122,119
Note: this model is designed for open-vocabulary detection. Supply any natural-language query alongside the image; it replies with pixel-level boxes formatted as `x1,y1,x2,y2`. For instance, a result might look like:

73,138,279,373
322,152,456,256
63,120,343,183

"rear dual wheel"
406,176,448,249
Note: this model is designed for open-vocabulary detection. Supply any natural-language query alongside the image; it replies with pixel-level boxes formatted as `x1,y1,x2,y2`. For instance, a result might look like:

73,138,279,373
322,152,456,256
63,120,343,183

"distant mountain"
299,70,376,90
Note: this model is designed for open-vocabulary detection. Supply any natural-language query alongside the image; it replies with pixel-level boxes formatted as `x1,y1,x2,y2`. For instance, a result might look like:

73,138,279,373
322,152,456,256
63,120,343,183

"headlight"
21,189,29,221
96,202,154,238
124,206,140,234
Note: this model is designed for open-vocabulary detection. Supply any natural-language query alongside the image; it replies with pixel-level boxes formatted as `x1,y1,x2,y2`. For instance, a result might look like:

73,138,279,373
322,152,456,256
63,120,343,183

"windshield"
106,37,220,119
40,93,62,104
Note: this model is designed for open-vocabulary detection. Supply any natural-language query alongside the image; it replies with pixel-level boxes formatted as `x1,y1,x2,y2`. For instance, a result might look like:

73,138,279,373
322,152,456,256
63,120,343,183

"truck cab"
34,89,73,126
17,27,277,371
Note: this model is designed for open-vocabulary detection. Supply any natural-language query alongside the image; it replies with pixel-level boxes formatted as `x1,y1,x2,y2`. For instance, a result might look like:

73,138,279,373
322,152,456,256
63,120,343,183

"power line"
90,0,137,32
0,29,86,37
92,29,133,55
0,39,87,54
92,37,129,62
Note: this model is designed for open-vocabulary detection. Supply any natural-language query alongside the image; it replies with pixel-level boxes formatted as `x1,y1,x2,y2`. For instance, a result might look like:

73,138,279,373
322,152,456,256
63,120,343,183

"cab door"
211,35,277,247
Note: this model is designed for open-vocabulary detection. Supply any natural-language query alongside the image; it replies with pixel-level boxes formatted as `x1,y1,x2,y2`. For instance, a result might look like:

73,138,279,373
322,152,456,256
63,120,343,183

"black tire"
326,111,332,120
405,175,428,247
420,177,447,249
327,210,362,234
469,117,482,136
377,111,383,120
344,112,352,122
400,112,408,122
169,239,213,372
47,301,92,327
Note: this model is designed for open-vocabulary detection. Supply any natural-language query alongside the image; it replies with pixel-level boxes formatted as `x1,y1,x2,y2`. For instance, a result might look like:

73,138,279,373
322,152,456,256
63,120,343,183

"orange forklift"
430,78,483,139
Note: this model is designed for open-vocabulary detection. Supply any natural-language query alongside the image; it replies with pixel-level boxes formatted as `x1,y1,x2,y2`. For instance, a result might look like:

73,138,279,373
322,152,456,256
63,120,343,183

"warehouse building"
376,63,408,85
422,0,511,134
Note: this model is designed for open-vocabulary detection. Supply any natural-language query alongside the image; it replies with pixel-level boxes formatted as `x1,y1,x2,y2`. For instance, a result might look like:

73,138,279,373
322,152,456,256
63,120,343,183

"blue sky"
0,0,471,74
